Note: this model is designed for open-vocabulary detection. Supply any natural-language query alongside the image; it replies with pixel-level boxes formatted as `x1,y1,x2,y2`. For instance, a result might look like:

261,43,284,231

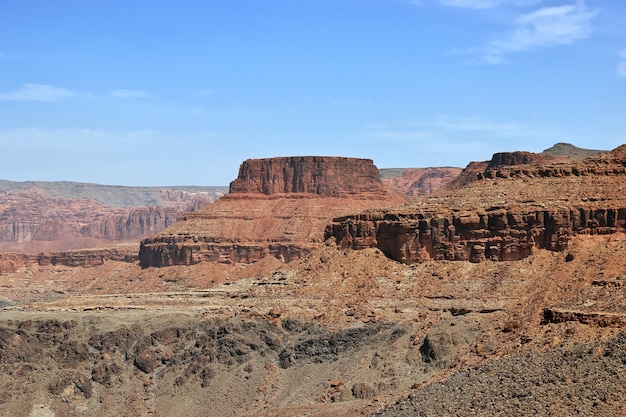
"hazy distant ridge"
0,180,228,208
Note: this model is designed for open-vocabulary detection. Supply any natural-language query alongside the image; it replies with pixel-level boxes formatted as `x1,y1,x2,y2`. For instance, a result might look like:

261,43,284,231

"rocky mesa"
139,156,408,268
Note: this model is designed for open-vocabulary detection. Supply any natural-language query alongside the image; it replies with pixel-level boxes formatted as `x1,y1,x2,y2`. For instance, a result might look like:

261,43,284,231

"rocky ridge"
326,145,626,264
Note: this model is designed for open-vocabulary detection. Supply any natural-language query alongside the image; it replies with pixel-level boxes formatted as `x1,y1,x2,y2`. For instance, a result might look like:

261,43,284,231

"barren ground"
2,233,626,416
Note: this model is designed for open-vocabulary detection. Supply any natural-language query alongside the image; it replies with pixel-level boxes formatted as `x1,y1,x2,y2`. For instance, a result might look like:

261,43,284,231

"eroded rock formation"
139,157,407,268
326,206,625,264
326,145,626,264
0,247,138,272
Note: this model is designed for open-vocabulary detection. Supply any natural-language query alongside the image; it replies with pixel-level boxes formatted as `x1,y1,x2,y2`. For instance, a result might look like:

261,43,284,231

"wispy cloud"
110,89,150,99
0,128,158,147
618,48,626,78
0,83,77,102
428,115,555,137
189,89,213,97
439,0,541,9
454,2,597,64
368,115,555,143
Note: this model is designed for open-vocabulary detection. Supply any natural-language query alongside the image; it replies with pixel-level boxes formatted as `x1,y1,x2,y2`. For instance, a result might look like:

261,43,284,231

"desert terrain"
2,144,626,416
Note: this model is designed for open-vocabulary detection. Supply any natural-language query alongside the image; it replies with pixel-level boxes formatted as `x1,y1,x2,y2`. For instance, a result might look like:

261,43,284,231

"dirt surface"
2,232,626,416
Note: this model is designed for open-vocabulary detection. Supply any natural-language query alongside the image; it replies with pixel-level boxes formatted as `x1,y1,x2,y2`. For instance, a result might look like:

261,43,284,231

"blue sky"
1,0,625,186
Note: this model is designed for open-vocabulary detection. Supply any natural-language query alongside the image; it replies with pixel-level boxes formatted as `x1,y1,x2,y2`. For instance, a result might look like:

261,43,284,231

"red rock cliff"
326,144,626,264
139,156,408,268
229,156,390,197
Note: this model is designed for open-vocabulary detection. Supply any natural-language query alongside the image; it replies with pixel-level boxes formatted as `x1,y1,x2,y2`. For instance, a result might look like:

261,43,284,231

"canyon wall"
380,167,462,197
0,186,224,253
327,145,626,264
325,206,626,264
0,247,138,272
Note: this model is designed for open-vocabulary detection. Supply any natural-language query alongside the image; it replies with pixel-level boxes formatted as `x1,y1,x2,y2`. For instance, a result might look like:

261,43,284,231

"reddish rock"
140,157,408,268
487,151,562,169
229,156,389,197
325,207,625,264
326,144,626,264
381,167,462,197
0,247,138,270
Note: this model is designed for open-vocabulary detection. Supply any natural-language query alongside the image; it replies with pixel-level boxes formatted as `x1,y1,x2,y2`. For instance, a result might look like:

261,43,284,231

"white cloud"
369,116,555,145
618,48,626,78
454,2,597,64
439,0,541,9
0,83,77,102
429,115,555,137
110,89,150,99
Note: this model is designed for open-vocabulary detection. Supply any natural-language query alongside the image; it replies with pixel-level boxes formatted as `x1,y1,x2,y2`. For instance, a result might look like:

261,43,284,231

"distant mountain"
541,142,606,160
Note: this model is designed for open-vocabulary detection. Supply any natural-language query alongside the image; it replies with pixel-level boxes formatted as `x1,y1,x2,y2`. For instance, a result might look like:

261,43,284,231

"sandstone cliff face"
139,157,408,268
326,144,626,264
229,156,392,197
0,247,138,272
326,207,625,264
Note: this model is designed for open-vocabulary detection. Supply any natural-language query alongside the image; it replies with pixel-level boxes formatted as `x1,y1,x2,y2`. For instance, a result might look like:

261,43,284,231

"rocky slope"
0,182,226,253
139,156,408,268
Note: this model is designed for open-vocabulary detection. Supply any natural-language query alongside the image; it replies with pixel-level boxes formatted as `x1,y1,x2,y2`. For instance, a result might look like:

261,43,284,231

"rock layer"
380,167,462,197
139,157,407,268
326,145,626,264
326,206,626,264
0,247,138,272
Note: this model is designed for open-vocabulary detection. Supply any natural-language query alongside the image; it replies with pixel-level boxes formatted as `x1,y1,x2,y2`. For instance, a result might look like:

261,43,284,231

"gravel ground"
377,332,626,417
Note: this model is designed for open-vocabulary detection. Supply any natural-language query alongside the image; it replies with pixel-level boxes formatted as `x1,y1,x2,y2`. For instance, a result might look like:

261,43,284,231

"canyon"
2,143,626,416
0,182,226,253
